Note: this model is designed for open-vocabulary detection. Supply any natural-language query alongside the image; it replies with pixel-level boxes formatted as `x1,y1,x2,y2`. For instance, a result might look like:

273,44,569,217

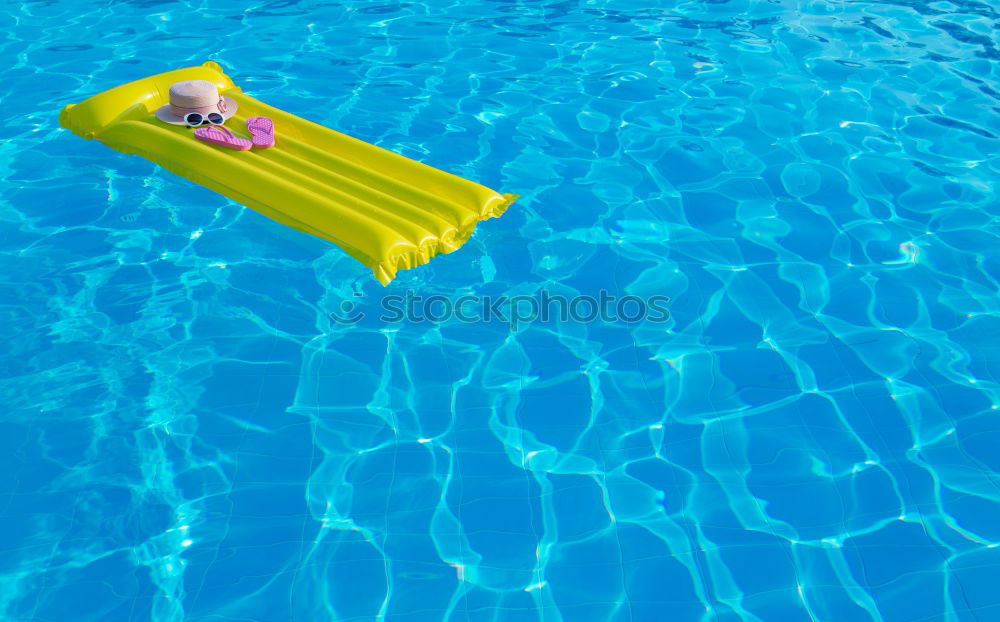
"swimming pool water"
3,0,1000,620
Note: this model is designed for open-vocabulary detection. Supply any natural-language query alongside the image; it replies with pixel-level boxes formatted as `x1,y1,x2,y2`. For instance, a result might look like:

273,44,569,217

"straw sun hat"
154,80,238,125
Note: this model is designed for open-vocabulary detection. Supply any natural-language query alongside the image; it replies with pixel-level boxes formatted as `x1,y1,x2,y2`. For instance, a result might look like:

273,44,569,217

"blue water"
3,0,1000,620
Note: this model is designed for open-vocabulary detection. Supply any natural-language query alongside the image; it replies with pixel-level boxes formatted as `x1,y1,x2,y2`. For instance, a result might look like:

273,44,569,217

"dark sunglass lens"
207,113,224,125
185,113,203,126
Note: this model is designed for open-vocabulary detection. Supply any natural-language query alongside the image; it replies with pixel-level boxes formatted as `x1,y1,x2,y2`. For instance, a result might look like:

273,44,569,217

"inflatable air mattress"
59,61,518,285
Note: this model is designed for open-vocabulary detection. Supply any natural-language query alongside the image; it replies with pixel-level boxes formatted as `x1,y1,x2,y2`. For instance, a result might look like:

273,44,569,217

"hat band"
169,97,226,118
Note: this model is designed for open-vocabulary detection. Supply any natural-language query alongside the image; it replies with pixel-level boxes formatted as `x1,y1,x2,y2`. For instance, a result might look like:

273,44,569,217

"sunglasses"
184,112,225,127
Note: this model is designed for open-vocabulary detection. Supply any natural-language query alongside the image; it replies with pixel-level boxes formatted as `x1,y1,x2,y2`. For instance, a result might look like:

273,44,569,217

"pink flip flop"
246,117,275,149
193,125,252,151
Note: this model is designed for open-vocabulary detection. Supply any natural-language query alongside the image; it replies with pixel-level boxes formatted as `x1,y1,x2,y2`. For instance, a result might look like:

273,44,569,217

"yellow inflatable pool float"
59,61,518,285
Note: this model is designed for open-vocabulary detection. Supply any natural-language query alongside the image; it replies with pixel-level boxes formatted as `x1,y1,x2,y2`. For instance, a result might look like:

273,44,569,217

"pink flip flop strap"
202,126,233,137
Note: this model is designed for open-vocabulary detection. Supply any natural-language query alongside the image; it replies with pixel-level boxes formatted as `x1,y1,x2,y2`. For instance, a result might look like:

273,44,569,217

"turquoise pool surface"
3,0,1000,620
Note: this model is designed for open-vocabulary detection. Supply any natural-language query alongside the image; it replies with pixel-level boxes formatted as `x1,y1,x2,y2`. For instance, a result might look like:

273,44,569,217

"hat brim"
154,97,239,125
